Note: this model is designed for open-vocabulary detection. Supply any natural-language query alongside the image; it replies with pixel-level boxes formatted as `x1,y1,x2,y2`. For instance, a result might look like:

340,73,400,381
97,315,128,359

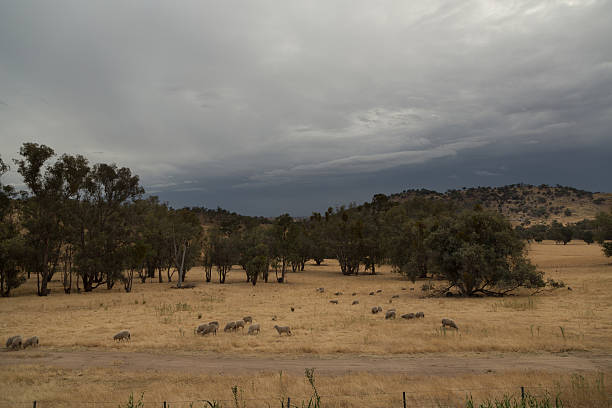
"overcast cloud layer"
1,1,611,215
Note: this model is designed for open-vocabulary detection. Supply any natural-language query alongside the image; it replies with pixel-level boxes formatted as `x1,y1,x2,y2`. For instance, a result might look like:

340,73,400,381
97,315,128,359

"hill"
388,184,611,226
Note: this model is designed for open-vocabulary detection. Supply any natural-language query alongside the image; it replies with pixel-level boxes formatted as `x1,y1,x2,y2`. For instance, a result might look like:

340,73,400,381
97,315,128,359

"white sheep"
273,325,292,336
23,336,39,348
441,318,458,329
113,330,131,342
6,335,22,350
385,310,396,320
6,335,21,349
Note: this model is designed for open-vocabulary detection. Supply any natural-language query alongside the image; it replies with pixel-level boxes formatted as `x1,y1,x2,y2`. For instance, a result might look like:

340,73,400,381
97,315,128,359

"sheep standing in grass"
371,306,380,314
6,335,22,350
441,318,458,329
224,321,237,332
6,335,21,349
196,323,209,334
401,313,415,320
23,336,39,348
248,323,261,335
352,300,359,305
385,310,396,320
415,312,425,318
273,325,292,336
243,316,252,324
235,320,245,330
113,330,131,342
201,324,217,336
197,323,217,336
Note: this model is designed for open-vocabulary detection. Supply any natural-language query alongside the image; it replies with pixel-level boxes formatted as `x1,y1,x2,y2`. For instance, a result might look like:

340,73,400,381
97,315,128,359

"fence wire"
1,387,610,408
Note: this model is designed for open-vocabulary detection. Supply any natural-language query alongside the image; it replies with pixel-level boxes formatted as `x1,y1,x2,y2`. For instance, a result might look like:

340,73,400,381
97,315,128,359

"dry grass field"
1,241,611,407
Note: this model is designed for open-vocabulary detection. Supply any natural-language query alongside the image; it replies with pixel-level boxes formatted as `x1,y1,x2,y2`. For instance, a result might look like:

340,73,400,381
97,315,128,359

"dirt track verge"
1,350,610,376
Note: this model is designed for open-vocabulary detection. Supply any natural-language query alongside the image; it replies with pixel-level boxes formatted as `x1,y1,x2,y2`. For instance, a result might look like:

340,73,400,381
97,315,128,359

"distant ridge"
388,184,611,226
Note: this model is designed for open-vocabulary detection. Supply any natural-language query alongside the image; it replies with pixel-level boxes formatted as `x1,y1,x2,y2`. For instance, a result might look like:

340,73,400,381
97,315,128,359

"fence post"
287,396,290,408
403,391,406,408
163,401,167,408
521,386,525,403
33,401,37,408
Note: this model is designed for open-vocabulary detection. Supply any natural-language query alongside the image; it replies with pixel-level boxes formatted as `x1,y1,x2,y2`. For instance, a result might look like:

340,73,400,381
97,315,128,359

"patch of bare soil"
1,350,610,376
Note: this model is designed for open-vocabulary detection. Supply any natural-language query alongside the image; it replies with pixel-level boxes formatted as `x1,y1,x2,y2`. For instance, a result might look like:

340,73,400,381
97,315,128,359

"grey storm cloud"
1,0,611,215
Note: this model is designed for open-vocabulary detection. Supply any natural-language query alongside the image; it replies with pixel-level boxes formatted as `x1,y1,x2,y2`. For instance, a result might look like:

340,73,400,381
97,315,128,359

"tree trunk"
177,243,186,288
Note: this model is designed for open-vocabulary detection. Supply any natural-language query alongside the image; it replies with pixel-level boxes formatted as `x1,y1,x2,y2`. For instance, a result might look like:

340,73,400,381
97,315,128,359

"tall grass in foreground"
118,370,576,408
465,392,563,408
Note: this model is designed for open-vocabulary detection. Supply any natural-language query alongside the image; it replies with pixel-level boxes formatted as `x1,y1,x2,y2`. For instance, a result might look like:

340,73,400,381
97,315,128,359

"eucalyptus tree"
168,208,202,288
73,162,143,291
0,156,27,296
427,209,544,296
14,143,65,295
209,227,237,284
307,212,327,265
324,206,364,275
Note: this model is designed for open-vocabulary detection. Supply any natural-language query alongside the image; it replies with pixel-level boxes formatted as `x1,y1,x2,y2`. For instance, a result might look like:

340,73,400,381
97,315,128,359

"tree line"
6,143,611,298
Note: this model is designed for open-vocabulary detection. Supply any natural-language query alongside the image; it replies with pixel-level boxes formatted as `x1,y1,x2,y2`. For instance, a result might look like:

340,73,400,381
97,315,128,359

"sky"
1,1,611,216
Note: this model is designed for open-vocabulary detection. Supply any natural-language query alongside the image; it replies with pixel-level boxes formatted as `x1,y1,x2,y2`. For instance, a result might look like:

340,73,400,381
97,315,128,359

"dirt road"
1,350,610,376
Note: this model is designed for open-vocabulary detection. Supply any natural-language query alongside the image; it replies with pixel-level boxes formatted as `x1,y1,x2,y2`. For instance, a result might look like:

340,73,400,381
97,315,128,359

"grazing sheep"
441,318,458,329
415,312,425,318
369,292,375,296
392,295,399,299
334,291,343,296
401,313,415,320
371,306,380,314
23,336,39,348
316,287,325,293
6,335,22,350
6,335,21,349
385,310,396,320
197,324,217,336
224,321,237,332
330,300,338,304
248,323,261,335
113,330,131,342
273,325,292,336
352,300,359,305
243,316,253,324
235,320,245,330
376,289,382,293
377,306,382,312
196,323,209,334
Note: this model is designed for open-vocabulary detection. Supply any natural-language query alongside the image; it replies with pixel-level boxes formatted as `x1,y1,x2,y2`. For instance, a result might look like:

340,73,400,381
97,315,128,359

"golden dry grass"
1,242,611,355
1,241,612,407
0,364,608,408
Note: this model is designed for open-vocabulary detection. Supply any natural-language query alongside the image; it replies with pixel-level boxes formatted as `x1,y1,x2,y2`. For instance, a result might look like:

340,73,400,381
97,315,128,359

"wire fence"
1,386,610,408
